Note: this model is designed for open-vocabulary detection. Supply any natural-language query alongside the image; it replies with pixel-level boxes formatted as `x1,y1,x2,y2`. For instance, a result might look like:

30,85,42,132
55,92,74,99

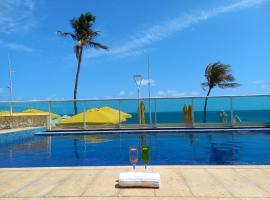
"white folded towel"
118,172,160,188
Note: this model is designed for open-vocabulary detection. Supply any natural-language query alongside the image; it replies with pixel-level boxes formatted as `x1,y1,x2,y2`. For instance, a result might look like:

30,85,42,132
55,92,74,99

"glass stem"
133,164,135,170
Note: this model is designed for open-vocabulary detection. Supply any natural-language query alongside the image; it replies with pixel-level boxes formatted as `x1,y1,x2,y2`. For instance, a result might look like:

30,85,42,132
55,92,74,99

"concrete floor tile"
13,170,73,197
154,169,193,197
180,169,231,197
208,169,269,197
82,168,119,197
118,188,155,197
0,171,48,197
234,169,270,195
47,170,98,197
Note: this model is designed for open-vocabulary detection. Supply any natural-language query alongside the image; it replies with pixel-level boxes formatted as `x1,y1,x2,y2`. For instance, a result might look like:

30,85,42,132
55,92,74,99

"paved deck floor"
1,166,270,199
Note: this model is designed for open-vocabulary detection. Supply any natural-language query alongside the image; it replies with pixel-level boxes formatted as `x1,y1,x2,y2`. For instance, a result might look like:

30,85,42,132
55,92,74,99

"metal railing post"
118,100,121,128
154,98,157,126
48,101,51,131
83,101,86,130
191,98,195,128
230,96,233,127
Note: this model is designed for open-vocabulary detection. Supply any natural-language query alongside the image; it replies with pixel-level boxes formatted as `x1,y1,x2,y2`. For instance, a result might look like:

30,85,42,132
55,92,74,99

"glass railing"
0,94,269,130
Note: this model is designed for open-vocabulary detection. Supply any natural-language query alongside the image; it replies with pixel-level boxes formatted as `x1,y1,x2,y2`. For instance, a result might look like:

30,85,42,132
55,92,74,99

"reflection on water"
0,137,51,152
0,131,270,167
0,136,51,162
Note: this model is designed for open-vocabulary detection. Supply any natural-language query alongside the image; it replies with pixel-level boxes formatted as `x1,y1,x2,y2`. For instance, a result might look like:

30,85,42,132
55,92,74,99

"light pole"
8,54,14,115
147,55,152,124
133,74,143,111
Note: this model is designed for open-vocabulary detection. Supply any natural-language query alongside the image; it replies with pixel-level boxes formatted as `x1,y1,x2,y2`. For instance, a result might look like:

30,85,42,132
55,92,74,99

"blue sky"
0,0,269,101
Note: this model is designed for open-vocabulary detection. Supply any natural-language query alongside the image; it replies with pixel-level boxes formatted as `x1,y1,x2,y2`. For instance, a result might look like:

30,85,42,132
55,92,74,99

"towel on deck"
118,172,160,188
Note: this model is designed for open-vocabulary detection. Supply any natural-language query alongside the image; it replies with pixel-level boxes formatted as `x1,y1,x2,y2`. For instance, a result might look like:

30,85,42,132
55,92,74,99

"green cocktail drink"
142,145,150,169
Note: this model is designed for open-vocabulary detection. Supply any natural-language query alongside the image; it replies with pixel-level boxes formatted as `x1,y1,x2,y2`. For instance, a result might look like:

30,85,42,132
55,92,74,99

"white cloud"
5,42,33,52
119,90,125,96
252,80,265,84
190,91,200,96
88,0,269,59
261,84,268,89
157,90,186,97
252,80,269,89
140,79,155,86
0,39,33,52
0,0,37,33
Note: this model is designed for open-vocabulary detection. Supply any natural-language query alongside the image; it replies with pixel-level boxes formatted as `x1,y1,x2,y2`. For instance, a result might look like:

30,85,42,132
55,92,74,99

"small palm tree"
201,62,240,123
58,12,108,114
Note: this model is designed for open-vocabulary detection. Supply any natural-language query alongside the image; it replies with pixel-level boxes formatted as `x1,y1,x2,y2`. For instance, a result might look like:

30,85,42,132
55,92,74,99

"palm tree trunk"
203,87,212,123
74,46,83,114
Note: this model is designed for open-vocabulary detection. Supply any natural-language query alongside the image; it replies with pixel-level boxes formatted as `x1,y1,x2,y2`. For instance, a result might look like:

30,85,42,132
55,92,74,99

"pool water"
1,129,270,167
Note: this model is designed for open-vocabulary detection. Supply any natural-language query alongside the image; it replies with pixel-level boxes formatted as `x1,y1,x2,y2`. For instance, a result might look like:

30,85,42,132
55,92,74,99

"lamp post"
147,55,152,124
133,74,143,111
8,55,14,115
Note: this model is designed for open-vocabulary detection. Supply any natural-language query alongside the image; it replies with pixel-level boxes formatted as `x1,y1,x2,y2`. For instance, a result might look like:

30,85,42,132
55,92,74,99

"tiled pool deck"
1,166,270,199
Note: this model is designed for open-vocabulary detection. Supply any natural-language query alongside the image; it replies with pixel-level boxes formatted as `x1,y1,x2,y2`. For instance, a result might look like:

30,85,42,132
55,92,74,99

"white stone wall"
0,115,49,129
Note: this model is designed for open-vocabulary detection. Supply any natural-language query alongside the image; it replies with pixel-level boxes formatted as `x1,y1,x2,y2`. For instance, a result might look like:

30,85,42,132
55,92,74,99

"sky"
0,0,269,101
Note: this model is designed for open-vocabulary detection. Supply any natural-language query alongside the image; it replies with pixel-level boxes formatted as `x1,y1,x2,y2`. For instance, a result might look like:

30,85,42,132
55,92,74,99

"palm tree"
58,12,108,114
201,62,240,123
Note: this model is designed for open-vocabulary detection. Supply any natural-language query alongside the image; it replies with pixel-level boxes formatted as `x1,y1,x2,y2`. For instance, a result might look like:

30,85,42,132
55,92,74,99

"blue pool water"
1,129,270,167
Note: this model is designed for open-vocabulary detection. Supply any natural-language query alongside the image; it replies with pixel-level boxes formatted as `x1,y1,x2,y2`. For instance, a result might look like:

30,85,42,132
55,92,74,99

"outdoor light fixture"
133,74,143,110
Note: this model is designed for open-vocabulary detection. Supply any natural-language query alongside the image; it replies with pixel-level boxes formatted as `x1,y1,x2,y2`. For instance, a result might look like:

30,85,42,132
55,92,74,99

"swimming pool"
0,128,270,167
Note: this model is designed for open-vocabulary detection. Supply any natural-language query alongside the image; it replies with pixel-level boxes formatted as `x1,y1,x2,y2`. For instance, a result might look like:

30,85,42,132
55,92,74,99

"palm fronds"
203,62,239,89
202,61,240,123
58,12,108,114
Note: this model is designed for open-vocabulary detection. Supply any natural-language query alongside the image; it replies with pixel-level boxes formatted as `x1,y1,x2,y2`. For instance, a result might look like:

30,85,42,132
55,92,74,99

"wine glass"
142,145,150,169
129,146,138,170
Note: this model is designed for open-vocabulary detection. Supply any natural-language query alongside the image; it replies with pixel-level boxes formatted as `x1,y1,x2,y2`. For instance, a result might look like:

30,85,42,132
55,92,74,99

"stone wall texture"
0,115,49,129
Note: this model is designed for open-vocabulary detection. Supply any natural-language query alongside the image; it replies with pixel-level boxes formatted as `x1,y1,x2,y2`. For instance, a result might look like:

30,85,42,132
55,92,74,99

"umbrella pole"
147,54,152,125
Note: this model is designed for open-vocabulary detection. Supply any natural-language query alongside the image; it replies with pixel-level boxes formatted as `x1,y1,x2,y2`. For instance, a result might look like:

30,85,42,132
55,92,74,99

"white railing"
0,94,269,130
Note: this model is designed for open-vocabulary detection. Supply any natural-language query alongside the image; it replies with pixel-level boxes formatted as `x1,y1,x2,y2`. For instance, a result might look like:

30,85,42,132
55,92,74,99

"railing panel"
0,101,50,129
50,100,84,129
0,102,12,113
193,97,231,126
155,98,192,124
232,96,270,125
12,101,49,113
119,99,140,126
83,99,120,128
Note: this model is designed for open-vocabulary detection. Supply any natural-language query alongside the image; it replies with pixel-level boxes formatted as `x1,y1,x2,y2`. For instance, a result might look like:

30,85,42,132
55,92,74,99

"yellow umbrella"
100,106,132,119
22,109,60,119
139,101,145,124
0,110,10,116
183,105,193,123
188,105,193,123
56,108,126,126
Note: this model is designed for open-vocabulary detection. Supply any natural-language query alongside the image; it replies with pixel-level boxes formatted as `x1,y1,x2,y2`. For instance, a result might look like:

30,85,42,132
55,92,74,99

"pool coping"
1,165,270,170
0,127,44,135
37,127,270,136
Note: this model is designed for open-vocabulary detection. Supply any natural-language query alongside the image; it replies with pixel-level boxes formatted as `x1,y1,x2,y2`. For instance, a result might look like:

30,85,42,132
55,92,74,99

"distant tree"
201,62,240,123
58,12,108,114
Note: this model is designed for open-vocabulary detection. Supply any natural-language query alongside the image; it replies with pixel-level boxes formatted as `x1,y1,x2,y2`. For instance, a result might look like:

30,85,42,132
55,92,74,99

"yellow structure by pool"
0,109,60,119
56,107,132,126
